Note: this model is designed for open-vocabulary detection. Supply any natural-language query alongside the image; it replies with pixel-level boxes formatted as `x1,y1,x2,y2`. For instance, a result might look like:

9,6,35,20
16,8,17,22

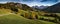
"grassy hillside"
0,2,59,24
0,14,56,24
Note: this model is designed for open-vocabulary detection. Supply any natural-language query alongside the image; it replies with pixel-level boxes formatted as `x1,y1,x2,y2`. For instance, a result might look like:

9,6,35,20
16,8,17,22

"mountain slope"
43,2,60,13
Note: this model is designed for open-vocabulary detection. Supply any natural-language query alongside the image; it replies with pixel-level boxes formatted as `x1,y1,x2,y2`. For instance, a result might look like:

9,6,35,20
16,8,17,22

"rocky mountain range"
32,5,48,9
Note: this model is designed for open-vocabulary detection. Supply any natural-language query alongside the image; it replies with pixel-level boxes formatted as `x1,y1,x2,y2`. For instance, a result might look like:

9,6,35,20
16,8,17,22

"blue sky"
20,0,60,7
0,0,60,7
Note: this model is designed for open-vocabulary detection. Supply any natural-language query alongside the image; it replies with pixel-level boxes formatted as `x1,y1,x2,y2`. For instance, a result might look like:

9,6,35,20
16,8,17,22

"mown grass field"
0,14,56,24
